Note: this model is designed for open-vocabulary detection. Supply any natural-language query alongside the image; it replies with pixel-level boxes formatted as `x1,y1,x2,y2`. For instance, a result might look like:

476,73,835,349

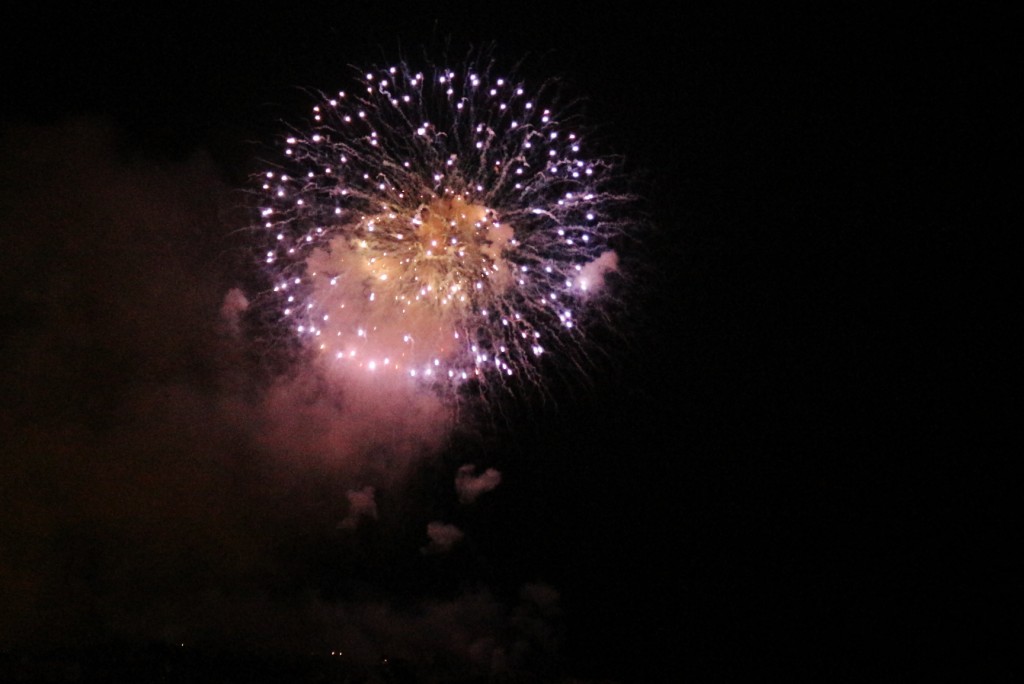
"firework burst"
253,57,633,394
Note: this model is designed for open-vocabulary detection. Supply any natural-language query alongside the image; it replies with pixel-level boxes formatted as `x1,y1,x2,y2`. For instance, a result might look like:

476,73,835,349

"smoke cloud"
455,464,503,503
338,486,378,530
218,286,249,335
0,119,561,676
578,250,620,294
330,582,563,675
422,521,465,555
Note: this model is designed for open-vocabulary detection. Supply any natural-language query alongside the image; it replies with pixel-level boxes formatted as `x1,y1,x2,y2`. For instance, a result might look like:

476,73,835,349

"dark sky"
0,5,1002,682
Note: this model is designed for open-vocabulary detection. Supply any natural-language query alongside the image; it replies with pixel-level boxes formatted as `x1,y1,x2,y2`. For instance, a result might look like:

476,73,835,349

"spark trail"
254,58,633,394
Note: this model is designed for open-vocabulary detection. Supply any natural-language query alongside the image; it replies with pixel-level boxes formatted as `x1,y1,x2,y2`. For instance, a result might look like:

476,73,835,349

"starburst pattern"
254,58,631,392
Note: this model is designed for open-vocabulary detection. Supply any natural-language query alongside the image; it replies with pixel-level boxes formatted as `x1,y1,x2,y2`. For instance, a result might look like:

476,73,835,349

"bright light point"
254,57,634,392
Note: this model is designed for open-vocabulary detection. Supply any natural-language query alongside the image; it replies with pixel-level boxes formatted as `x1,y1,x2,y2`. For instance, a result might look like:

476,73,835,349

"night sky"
0,5,1001,682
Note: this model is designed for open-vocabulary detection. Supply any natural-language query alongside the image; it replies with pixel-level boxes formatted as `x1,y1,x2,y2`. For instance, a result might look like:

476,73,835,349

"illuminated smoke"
253,57,634,396
0,96,619,671
422,521,465,554
455,464,502,503
339,486,378,529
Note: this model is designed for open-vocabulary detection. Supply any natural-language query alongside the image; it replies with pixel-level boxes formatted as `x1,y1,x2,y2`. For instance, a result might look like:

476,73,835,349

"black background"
0,4,1005,681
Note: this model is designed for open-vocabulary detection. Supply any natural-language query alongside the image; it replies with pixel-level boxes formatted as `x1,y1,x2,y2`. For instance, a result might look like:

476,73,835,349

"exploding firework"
253,57,634,394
